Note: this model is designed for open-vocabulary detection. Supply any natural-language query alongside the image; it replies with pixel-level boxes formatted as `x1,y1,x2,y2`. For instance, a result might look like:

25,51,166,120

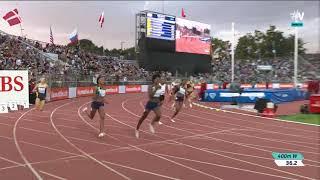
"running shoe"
82,107,87,112
135,130,140,139
149,124,155,134
189,103,193,108
98,132,106,138
158,121,163,125
170,119,176,122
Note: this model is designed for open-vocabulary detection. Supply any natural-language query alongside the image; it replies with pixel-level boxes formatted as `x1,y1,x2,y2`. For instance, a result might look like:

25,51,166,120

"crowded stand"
1,30,319,86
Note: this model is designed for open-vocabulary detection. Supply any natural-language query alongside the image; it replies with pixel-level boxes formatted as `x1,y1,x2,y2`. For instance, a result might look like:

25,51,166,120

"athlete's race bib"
38,87,46,94
99,89,106,97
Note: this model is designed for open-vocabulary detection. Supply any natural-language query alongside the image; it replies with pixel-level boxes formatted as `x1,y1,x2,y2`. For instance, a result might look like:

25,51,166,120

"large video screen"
176,18,211,55
146,12,176,41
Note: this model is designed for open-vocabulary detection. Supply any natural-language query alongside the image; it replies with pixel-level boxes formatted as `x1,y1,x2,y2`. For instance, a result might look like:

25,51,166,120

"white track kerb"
192,102,320,127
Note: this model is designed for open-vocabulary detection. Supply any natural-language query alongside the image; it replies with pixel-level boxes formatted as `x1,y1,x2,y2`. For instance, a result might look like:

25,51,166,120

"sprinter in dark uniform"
83,76,108,138
32,78,48,111
135,74,162,138
170,80,187,122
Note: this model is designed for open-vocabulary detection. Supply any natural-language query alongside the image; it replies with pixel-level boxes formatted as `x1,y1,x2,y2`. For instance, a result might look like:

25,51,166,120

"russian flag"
68,28,78,45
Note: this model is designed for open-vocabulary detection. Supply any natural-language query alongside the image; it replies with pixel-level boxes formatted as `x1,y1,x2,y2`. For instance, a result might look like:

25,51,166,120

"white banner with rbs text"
0,70,29,113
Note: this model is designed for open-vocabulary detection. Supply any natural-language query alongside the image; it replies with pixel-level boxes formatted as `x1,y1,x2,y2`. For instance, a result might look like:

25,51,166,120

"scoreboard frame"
145,11,176,41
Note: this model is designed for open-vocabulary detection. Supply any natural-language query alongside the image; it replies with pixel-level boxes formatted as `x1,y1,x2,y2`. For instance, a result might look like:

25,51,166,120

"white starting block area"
0,70,29,113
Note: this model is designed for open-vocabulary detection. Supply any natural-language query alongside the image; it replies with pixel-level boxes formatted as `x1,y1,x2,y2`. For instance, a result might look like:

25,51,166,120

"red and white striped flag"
50,26,54,44
181,8,186,18
3,8,22,26
98,12,104,28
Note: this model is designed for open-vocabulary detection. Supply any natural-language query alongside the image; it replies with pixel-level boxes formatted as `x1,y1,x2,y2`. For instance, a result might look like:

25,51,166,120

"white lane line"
193,102,320,127
78,101,223,180
236,142,320,156
199,148,320,168
216,131,319,150
13,108,43,180
123,98,316,180
102,160,181,180
0,156,21,166
51,101,131,180
169,135,316,180
165,104,320,141
0,155,86,171
0,135,80,156
156,153,299,180
39,171,67,180
150,103,320,157
144,101,319,150
159,102,319,147
0,153,67,180
0,122,123,149
224,129,319,146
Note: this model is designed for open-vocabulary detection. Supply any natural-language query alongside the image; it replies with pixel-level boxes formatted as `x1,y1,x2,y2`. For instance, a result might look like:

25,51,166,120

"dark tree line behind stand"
68,39,136,60
68,25,307,62
235,25,306,60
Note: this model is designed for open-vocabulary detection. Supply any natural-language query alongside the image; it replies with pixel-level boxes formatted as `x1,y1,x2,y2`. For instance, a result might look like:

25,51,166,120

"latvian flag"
3,8,22,26
98,12,104,28
68,28,78,45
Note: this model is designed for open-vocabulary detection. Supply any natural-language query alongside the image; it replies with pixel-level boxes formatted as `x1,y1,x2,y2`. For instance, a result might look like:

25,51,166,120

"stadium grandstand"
0,2,319,180
1,29,319,88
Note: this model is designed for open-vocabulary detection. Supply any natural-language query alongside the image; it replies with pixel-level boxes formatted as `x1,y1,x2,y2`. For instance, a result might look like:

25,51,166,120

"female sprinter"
135,74,162,138
32,77,48,111
169,80,179,110
170,80,187,122
158,78,168,125
185,80,195,108
83,76,108,138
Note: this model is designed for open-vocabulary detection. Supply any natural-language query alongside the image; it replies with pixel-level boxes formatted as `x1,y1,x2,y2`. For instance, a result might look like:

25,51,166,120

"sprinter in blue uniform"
135,74,162,138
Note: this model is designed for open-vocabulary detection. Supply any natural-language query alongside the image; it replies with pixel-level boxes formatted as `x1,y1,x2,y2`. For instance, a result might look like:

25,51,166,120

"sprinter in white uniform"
170,80,187,122
157,79,167,125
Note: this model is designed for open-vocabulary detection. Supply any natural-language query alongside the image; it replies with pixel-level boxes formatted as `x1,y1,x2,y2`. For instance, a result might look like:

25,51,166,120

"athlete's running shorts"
160,95,165,101
145,101,159,110
91,101,104,110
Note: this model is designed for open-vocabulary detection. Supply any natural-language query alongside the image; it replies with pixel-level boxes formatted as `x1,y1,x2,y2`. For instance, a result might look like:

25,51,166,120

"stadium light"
120,41,126,50
290,10,304,87
231,22,235,83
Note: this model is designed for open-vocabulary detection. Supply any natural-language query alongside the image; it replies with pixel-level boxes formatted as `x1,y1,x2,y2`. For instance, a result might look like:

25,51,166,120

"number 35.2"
286,161,297,165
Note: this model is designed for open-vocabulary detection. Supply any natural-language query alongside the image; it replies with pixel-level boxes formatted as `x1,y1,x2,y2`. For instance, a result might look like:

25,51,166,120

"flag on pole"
68,28,78,45
50,26,54,45
181,8,186,18
98,12,104,28
2,8,22,26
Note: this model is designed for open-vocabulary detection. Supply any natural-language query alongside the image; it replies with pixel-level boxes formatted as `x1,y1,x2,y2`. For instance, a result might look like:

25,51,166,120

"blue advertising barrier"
203,88,306,104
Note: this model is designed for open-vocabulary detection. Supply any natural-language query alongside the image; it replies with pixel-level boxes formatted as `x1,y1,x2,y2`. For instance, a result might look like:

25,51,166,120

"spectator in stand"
28,78,36,105
222,81,228,89
198,79,207,101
